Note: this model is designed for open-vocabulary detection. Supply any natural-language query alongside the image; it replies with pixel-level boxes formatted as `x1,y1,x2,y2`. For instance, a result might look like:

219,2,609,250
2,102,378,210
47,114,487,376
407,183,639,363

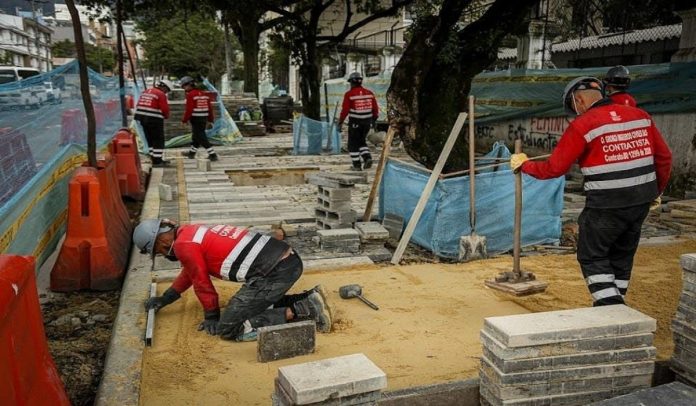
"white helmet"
157,79,175,92
133,219,172,257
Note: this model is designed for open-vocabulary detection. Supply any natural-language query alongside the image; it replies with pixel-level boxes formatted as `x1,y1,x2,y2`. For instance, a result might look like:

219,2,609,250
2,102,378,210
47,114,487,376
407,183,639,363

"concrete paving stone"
480,369,652,400
158,183,173,201
318,185,352,201
303,257,374,271
480,330,653,360
589,381,696,406
320,243,361,254
306,174,356,189
482,346,656,374
480,355,654,386
683,280,696,295
257,320,315,363
675,304,696,325
670,356,696,386
196,158,211,171
363,247,392,262
317,229,360,241
672,318,696,342
317,196,352,212
673,346,696,369
354,222,390,241
273,378,381,406
315,219,353,230
479,384,641,406
683,270,696,286
483,305,656,348
677,291,696,310
680,254,696,272
199,214,316,226
277,353,387,405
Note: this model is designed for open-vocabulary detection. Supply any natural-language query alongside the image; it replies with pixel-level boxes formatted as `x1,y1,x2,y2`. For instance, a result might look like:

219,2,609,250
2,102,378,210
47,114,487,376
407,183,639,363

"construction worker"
180,76,218,161
510,77,672,307
133,219,333,341
134,80,172,166
604,65,637,107
338,72,379,171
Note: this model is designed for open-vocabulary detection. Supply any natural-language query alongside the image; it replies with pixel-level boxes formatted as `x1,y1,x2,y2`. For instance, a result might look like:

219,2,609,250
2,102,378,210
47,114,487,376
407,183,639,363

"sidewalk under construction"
87,133,696,405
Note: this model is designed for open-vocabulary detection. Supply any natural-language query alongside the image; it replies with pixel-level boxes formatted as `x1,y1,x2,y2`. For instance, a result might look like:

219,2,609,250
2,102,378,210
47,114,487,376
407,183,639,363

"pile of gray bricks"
317,229,361,253
671,253,696,385
308,173,362,230
272,353,387,405
479,305,657,406
355,222,391,262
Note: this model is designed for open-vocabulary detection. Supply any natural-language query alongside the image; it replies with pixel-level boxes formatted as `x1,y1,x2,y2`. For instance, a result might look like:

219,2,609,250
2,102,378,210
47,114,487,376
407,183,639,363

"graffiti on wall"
476,116,572,153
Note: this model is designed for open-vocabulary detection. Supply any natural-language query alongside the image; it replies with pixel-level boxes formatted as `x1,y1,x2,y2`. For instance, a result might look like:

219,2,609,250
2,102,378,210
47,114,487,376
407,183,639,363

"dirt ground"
139,237,696,406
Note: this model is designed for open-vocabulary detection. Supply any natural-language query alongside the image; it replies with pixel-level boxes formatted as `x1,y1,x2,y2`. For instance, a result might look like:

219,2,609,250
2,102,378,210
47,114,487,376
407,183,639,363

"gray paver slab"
483,305,656,348
681,253,696,273
257,320,315,363
589,381,696,406
278,353,387,405
479,384,641,406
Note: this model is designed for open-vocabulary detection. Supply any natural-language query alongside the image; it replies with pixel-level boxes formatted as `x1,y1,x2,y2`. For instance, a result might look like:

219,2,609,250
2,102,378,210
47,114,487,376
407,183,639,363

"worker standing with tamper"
510,77,672,306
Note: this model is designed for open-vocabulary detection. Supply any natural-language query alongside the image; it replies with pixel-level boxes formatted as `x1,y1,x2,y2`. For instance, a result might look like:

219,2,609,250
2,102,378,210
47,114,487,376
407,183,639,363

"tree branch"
316,0,414,43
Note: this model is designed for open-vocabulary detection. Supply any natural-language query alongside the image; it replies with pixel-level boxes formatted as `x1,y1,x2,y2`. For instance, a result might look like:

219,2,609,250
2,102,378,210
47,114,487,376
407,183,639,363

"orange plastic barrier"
51,156,132,291
109,128,145,200
0,255,70,406
60,108,86,145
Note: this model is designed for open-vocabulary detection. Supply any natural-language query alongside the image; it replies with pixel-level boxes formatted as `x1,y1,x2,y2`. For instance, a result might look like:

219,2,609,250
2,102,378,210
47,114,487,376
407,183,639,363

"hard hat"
157,79,174,92
562,76,604,116
133,219,171,258
347,72,363,83
179,76,195,87
604,65,631,88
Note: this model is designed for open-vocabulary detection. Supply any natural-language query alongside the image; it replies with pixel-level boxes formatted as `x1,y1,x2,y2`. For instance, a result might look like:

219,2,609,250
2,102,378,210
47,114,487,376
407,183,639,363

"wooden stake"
391,113,467,264
362,127,395,222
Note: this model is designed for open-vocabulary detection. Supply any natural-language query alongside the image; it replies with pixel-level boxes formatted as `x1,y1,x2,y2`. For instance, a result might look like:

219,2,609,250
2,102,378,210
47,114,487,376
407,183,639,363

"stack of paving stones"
317,229,361,253
308,173,363,230
589,381,696,405
660,200,696,233
479,305,657,406
355,222,391,262
272,353,387,406
671,253,696,385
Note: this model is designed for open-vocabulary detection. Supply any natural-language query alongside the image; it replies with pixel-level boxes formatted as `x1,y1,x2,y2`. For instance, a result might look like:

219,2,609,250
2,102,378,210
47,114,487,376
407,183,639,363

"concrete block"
482,346,656,374
382,213,403,240
379,379,481,406
682,254,696,273
277,353,387,405
274,378,381,406
318,185,352,201
197,158,211,171
480,355,654,386
364,247,392,262
317,229,360,241
672,318,696,342
315,207,357,223
316,218,353,230
589,382,696,406
355,222,389,241
683,270,696,286
257,321,315,363
480,371,652,400
480,330,654,361
678,291,696,311
306,173,358,188
158,183,173,201
483,305,656,348
479,384,638,406
317,196,352,212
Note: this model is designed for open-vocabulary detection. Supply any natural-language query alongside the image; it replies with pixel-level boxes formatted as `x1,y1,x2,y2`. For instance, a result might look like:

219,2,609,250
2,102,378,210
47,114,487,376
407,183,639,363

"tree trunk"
299,38,322,120
387,0,538,171
238,19,260,96
224,21,234,93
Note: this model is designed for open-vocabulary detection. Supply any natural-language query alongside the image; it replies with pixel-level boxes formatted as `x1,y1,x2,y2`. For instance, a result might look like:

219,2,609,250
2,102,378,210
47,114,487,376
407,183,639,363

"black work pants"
347,121,372,168
190,116,213,150
577,203,650,306
137,115,165,163
218,253,303,340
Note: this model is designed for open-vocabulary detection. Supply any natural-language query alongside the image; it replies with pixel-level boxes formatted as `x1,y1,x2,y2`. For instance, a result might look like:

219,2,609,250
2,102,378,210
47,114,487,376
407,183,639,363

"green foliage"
51,40,116,72
136,11,228,83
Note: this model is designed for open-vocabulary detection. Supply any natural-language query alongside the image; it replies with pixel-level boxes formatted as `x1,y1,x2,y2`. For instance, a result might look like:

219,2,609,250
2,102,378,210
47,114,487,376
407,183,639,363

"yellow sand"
140,238,696,405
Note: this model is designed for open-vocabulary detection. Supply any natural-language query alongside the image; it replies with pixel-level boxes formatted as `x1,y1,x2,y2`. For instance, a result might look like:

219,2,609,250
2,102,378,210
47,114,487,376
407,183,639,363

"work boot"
292,291,333,333
363,158,373,169
209,153,219,162
185,150,196,159
350,165,362,172
152,159,170,168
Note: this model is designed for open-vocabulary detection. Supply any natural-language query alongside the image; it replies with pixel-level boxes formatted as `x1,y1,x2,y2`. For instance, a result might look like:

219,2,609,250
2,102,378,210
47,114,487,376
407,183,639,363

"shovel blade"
458,233,488,262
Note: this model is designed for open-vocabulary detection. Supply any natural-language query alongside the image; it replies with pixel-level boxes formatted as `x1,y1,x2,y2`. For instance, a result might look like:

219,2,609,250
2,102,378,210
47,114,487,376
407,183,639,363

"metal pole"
513,139,522,274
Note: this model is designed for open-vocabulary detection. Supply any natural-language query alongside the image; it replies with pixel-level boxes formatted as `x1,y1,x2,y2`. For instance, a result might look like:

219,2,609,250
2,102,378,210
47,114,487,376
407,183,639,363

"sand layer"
140,238,696,405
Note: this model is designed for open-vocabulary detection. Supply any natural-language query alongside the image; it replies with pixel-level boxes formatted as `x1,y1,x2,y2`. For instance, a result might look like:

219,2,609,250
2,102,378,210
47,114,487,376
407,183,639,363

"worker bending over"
133,219,332,341
511,77,671,306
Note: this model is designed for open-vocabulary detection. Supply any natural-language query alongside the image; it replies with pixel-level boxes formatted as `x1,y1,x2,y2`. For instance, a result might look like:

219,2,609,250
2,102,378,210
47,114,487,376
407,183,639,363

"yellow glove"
510,153,529,172
650,195,662,211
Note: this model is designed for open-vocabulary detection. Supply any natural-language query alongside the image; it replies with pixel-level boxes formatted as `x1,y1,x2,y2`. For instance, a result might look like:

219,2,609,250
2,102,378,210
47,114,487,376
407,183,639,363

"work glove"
510,153,529,172
144,287,180,312
650,195,662,211
198,309,220,336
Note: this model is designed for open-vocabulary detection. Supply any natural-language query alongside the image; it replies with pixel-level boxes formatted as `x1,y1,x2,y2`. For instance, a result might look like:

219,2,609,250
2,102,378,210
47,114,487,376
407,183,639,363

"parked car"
0,89,40,110
0,66,40,85
43,82,62,104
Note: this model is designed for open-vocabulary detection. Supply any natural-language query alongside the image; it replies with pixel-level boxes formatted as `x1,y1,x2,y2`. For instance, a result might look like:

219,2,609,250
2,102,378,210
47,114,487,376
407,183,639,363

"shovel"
339,284,379,310
459,95,488,262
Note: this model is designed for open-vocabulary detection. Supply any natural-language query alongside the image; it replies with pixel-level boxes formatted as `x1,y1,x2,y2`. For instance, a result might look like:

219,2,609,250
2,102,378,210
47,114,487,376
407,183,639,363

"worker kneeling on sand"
510,77,672,307
133,219,333,341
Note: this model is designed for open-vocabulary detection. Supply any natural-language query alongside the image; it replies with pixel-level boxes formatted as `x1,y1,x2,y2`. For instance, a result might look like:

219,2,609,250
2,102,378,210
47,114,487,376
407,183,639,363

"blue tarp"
292,115,341,155
379,143,565,258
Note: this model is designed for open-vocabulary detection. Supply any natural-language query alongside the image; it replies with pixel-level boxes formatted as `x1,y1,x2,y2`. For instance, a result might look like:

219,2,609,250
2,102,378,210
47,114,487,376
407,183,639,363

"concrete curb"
95,168,163,406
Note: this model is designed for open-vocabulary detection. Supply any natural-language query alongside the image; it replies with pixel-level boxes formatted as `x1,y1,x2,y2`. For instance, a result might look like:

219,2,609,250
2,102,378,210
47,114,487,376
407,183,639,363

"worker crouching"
133,219,333,341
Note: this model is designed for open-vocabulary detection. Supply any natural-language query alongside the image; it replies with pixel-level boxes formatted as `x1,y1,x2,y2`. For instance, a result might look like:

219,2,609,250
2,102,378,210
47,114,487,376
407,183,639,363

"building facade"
0,13,52,71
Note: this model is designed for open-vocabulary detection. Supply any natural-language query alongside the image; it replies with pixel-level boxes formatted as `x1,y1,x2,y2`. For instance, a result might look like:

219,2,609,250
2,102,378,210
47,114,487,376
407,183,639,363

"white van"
0,66,40,85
